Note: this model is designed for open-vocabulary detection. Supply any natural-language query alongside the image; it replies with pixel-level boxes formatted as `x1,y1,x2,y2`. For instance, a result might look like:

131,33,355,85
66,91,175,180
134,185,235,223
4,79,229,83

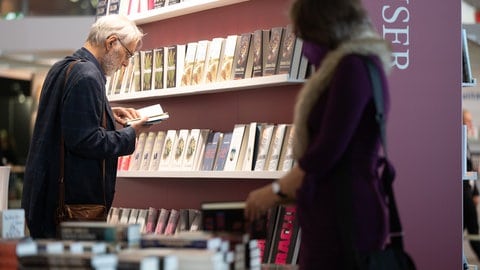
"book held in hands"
126,104,169,126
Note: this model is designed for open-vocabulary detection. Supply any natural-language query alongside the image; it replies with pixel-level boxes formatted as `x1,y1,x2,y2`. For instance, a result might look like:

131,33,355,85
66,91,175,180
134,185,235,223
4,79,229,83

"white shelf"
129,0,250,25
108,74,304,102
117,170,286,179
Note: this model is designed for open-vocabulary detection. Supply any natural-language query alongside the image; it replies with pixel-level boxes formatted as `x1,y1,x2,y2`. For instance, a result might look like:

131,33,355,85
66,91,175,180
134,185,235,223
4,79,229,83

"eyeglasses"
117,38,134,59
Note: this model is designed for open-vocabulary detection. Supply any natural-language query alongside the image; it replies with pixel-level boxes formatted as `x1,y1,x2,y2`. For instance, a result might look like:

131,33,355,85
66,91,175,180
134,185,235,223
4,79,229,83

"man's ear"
105,35,117,50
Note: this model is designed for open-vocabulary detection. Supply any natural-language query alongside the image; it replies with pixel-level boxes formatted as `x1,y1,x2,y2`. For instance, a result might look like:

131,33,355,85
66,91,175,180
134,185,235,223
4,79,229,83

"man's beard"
102,49,122,77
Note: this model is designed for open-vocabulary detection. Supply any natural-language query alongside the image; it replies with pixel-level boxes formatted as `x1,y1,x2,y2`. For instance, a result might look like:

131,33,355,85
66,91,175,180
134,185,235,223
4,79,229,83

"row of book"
97,0,189,18
107,25,310,97
118,123,295,172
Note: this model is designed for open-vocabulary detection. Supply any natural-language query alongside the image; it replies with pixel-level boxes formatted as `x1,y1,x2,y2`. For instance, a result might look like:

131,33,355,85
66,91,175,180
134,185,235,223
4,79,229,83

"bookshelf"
110,0,298,211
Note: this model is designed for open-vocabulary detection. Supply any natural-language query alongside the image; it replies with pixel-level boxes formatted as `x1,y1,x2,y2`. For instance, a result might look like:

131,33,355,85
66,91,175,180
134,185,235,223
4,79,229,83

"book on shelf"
128,208,139,225
154,208,171,235
251,29,265,78
176,209,190,233
278,125,295,172
140,231,222,250
95,0,109,19
118,0,130,15
201,201,267,240
126,104,170,127
131,51,143,92
269,206,298,265
164,209,180,235
232,33,254,80
164,45,180,88
137,208,149,234
139,131,158,171
141,49,154,91
182,129,209,170
128,132,147,171
122,57,135,94
154,0,166,9
119,154,132,171
253,124,275,171
18,252,118,270
204,37,225,84
119,208,132,225
288,38,304,79
217,35,239,82
192,40,211,85
152,47,165,90
117,248,178,270
276,25,297,75
265,124,287,171
263,27,284,76
108,0,120,15
171,129,190,169
59,221,141,248
200,131,223,171
112,64,127,95
145,207,159,234
463,28,475,84
181,42,198,86
213,131,233,171
148,131,167,171
158,130,178,170
223,124,247,171
241,122,261,171
297,54,311,80
108,206,121,224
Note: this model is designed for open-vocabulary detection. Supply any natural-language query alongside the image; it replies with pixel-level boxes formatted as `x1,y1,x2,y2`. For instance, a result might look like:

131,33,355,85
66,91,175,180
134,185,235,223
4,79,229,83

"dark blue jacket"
22,48,136,238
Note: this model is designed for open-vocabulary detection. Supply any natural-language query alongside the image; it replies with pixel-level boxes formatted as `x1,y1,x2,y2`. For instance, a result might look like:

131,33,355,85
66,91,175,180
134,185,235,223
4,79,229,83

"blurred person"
244,0,392,268
22,14,150,238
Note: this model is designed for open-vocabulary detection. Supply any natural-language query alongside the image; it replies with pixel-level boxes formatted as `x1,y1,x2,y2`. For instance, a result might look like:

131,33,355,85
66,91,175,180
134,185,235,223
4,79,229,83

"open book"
125,104,169,126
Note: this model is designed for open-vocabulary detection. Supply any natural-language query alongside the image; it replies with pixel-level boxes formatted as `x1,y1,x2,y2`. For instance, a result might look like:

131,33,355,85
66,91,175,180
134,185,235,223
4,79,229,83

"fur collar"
293,30,391,159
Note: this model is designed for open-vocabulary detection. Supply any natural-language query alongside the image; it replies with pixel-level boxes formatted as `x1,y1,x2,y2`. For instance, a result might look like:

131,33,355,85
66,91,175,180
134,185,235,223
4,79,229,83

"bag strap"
365,59,404,249
58,60,107,212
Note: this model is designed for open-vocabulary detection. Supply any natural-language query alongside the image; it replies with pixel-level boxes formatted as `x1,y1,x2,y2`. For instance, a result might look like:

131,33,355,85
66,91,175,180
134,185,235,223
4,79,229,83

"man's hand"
112,107,140,126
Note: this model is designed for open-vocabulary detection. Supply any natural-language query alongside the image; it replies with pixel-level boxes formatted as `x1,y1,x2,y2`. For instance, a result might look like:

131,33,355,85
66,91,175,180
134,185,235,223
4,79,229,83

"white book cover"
171,129,190,169
266,124,287,171
152,48,165,90
191,40,210,85
253,124,275,171
139,131,157,171
141,49,154,91
148,131,166,171
297,54,309,80
119,208,132,224
279,125,295,171
182,128,201,170
131,51,143,92
175,44,187,87
224,124,246,171
158,130,178,170
241,122,259,171
288,38,303,79
128,208,139,224
181,42,198,86
204,37,225,84
0,209,25,238
217,35,238,82
137,208,148,234
129,132,148,171
121,58,134,94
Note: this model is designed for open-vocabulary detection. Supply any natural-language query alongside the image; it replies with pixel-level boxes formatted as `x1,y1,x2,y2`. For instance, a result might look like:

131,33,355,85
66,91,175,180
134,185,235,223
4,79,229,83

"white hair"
87,14,144,47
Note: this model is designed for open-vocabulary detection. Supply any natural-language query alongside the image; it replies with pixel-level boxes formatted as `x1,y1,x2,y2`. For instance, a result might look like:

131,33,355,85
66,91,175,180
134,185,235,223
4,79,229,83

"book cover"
128,0,141,15
261,205,282,264
232,33,253,80
276,25,297,75
108,0,120,15
141,49,154,91
181,128,201,170
278,125,295,172
120,58,135,94
181,42,198,86
154,208,170,235
118,0,130,15
171,129,190,169
145,207,159,234
201,201,267,239
129,132,148,171
119,208,131,224
297,54,310,80
270,206,297,265
152,47,165,90
147,131,166,171
153,0,166,9
120,154,132,171
59,222,141,247
128,208,139,225
213,132,233,171
95,0,109,20
131,51,143,92
262,27,284,76
288,38,304,79
136,209,149,234
223,124,247,171
194,129,212,171
251,29,264,78
204,37,224,84
191,40,210,85
139,131,157,171
253,124,275,171
165,45,177,88
113,64,126,94
266,124,287,171
175,44,187,87
200,131,223,171
164,209,180,235
0,209,25,239
217,35,238,82
241,122,260,171
158,130,178,170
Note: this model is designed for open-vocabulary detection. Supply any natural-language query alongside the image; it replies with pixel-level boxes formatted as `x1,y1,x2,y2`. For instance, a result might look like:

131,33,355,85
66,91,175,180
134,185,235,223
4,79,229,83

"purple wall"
363,1,462,269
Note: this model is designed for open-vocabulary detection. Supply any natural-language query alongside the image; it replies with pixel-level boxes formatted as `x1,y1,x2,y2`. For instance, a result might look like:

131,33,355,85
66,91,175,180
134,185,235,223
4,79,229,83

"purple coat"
296,53,390,268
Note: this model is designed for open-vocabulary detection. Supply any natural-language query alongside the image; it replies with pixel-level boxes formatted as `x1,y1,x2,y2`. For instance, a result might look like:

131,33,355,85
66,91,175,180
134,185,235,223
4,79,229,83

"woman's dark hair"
290,0,369,48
